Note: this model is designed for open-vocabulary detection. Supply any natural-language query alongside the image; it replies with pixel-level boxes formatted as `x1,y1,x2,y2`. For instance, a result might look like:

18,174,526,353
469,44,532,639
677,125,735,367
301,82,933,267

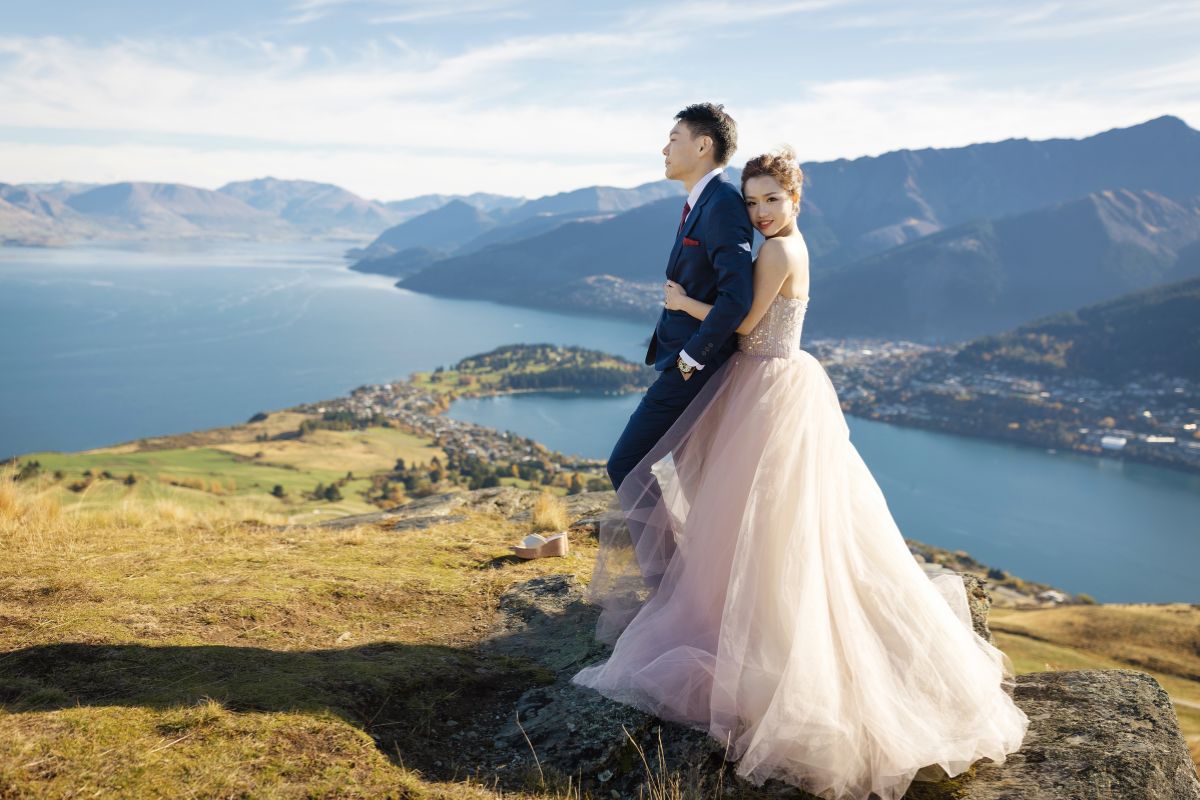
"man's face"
662,121,707,181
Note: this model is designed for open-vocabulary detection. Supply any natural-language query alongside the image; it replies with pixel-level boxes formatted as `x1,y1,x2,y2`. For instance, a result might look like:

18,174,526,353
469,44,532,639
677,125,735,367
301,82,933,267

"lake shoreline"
390,279,1200,476
844,404,1200,477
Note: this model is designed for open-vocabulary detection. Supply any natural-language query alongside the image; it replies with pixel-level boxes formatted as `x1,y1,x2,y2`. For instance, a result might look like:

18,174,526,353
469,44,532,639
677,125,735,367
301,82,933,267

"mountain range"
374,115,1200,347
806,187,1200,342
0,171,683,247
5,115,1198,356
799,114,1200,268
0,178,533,245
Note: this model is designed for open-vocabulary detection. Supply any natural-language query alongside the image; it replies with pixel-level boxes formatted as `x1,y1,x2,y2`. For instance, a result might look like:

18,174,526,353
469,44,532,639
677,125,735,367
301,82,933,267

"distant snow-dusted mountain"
217,177,400,236
62,182,293,238
1,182,102,245
382,192,524,220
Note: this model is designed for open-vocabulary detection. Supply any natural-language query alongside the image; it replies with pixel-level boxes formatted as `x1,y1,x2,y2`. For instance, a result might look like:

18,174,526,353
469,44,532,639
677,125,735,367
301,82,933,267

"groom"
606,102,754,491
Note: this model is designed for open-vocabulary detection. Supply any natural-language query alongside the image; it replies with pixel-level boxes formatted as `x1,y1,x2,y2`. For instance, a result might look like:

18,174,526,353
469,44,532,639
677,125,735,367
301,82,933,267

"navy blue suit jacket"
645,172,754,372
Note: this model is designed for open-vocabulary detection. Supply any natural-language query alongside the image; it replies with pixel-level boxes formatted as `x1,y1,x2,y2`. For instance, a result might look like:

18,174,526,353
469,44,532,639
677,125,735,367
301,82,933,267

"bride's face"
743,175,798,237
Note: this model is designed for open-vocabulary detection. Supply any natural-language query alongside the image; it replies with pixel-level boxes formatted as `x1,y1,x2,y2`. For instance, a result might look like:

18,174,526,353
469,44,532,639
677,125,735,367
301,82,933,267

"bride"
570,146,1029,800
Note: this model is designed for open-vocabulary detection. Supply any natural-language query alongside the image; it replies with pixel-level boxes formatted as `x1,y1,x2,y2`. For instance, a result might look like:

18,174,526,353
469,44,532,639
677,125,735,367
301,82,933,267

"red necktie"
677,201,691,236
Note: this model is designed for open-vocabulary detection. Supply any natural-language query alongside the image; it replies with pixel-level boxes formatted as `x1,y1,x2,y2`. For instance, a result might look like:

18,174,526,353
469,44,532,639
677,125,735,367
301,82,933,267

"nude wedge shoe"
510,531,569,559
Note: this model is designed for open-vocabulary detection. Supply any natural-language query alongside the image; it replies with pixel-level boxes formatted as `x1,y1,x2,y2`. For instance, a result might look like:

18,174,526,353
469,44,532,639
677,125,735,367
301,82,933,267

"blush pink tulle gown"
570,293,1029,800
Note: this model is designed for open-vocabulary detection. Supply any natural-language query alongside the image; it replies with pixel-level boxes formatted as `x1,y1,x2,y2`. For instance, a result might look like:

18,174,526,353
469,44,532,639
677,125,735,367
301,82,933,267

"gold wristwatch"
676,356,696,376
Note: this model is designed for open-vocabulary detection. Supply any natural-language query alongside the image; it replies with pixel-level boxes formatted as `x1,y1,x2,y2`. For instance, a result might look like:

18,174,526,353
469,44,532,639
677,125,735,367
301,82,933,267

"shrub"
15,460,42,481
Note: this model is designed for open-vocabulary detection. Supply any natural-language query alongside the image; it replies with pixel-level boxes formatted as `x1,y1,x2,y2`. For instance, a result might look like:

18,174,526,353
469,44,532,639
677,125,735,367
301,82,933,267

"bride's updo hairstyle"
741,145,804,210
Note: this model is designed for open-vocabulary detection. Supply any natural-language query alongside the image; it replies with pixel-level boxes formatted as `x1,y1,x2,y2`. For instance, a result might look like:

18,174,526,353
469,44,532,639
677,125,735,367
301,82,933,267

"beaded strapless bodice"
737,294,809,358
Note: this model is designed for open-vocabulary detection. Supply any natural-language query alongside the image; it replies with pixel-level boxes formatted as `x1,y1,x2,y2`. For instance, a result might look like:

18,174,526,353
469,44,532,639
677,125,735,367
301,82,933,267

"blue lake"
448,392,1200,603
0,241,650,457
2,241,1197,603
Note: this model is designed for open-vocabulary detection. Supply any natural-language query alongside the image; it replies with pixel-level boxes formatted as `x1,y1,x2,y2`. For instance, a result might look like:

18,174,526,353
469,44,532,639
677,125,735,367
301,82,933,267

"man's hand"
664,279,689,310
681,369,693,381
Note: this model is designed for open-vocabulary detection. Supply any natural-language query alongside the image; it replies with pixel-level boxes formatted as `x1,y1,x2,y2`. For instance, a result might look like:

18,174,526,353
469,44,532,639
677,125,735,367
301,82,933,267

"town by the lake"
299,338,1200,480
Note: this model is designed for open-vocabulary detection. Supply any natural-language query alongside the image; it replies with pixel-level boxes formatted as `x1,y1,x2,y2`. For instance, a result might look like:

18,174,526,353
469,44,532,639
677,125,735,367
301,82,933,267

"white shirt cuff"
678,349,704,370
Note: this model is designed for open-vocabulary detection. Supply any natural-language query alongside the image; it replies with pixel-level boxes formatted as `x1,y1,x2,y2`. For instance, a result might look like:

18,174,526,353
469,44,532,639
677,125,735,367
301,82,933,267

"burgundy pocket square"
683,237,701,246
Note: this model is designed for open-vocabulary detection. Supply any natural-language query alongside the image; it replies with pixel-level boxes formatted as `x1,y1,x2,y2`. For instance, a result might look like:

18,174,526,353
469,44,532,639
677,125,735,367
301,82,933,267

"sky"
1,0,1198,201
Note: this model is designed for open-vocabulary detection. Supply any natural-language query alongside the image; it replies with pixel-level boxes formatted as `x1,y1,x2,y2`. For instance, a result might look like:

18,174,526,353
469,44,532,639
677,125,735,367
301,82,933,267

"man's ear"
697,134,713,157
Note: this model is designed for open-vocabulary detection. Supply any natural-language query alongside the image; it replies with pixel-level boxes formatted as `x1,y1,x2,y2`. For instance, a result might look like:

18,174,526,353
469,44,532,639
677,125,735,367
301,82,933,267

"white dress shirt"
678,166,726,371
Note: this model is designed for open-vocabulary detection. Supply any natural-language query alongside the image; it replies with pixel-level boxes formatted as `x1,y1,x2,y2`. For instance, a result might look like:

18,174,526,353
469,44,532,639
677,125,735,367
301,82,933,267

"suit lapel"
667,172,728,279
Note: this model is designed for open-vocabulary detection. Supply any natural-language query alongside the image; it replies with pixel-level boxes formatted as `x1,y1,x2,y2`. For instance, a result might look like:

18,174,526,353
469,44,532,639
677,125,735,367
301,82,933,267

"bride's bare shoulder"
758,233,808,264
755,237,789,272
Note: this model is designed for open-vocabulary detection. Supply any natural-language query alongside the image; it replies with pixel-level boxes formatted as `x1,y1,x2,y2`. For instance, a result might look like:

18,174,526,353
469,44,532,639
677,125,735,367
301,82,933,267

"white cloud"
0,33,667,159
622,0,854,33
838,1,1200,43
1118,54,1200,95
736,70,1200,165
0,6,1197,200
367,1,528,25
283,0,526,26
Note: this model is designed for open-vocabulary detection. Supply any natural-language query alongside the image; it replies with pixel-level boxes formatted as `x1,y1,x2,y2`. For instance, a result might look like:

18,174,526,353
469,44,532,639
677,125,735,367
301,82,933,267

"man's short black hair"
675,102,738,166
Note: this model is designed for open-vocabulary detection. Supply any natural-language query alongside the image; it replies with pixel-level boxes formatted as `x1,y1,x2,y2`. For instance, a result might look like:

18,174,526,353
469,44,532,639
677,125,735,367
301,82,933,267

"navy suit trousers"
606,358,726,491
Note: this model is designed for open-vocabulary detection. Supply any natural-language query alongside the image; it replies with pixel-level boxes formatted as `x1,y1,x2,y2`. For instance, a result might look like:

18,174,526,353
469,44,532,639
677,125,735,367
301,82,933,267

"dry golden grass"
991,604,1200,770
1,463,755,799
5,460,1197,793
990,603,1200,681
0,461,619,798
1,463,287,560
530,491,570,533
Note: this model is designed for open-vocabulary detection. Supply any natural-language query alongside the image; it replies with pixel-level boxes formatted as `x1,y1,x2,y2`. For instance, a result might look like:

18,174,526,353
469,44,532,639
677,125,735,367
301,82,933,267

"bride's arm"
666,240,793,334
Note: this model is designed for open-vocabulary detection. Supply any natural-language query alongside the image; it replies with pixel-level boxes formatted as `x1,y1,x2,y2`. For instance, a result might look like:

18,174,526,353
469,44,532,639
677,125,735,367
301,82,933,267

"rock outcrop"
478,574,1200,799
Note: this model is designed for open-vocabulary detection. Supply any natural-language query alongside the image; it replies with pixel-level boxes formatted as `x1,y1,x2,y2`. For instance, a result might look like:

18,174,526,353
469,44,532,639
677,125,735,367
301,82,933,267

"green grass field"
13,412,447,523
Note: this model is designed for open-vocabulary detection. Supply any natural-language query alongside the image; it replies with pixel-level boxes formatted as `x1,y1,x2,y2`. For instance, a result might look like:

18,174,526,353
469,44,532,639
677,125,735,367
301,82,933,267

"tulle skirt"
570,349,1029,800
